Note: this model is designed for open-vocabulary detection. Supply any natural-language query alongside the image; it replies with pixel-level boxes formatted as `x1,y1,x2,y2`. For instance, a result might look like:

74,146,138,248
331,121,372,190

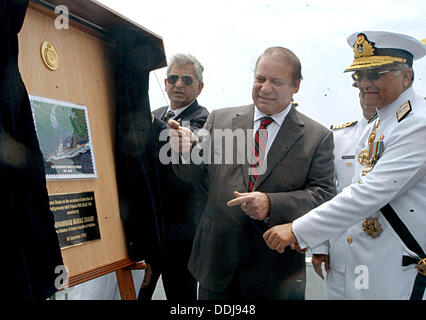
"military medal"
362,217,383,238
358,149,368,165
359,119,384,176
368,139,384,164
361,165,373,176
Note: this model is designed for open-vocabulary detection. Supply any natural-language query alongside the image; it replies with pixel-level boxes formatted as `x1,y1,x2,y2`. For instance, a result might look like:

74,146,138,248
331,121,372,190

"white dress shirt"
253,103,292,156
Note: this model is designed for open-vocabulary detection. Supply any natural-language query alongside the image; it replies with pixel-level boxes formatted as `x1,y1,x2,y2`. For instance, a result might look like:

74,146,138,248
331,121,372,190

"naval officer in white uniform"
264,31,426,300
311,93,377,299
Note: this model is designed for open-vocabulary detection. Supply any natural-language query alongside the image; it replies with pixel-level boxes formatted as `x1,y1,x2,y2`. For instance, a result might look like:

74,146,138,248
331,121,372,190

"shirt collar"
253,102,292,126
169,100,195,118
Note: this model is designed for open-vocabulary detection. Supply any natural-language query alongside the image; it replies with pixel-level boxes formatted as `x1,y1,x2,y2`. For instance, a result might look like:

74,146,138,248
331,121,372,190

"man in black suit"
138,53,209,300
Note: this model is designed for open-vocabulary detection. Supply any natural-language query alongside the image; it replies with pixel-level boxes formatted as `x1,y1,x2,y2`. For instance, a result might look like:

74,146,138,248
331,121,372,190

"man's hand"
141,263,152,289
311,254,329,280
227,191,270,221
168,119,195,153
263,223,305,253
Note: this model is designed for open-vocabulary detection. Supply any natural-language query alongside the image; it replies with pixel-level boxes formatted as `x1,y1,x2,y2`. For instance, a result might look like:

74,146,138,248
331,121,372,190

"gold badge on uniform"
362,218,383,238
358,149,368,166
417,258,426,276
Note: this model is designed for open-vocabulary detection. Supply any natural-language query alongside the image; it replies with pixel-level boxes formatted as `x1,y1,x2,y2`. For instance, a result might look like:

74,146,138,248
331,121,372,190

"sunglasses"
167,74,195,86
351,69,399,82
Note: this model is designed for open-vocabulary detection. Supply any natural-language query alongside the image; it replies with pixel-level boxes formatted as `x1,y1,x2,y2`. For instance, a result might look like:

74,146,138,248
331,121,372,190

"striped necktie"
162,110,175,122
249,116,274,191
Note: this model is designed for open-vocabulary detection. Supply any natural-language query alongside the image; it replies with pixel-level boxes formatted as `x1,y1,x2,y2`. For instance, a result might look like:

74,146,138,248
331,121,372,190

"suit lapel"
232,105,255,190
254,107,304,190
174,100,199,122
154,100,199,122
153,106,168,119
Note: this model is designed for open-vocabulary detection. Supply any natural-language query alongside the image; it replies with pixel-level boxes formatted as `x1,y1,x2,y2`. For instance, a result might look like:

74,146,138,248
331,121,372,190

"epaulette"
330,121,358,130
396,100,411,122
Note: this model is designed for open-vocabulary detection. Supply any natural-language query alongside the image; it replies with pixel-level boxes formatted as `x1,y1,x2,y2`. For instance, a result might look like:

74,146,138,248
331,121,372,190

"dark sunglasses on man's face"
351,69,399,83
167,74,194,86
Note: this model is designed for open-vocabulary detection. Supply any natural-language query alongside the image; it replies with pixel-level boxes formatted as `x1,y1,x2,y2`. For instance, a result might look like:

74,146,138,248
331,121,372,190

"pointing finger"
227,196,248,207
168,119,180,129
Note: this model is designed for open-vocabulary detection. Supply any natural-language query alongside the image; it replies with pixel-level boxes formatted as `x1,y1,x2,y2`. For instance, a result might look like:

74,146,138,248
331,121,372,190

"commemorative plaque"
49,191,101,249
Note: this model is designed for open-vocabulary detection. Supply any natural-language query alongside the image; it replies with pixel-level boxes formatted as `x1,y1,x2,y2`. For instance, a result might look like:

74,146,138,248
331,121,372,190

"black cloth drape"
111,26,166,268
0,0,64,300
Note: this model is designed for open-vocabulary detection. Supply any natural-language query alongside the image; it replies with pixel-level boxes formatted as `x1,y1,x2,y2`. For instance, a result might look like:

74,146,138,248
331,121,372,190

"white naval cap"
344,31,426,72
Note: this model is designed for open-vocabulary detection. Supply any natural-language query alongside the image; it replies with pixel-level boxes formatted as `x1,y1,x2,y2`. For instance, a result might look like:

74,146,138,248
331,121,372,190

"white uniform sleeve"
293,117,426,249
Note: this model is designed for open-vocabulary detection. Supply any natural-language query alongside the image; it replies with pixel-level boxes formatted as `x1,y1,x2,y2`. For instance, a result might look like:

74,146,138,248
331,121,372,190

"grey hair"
166,53,204,82
393,63,414,86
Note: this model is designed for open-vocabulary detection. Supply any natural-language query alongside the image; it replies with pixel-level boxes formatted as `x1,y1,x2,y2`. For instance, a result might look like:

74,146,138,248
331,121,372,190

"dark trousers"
138,264,197,301
198,269,305,300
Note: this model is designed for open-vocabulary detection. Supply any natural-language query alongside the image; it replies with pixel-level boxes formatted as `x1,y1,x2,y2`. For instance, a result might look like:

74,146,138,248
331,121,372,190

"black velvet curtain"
0,0,64,300
111,26,165,267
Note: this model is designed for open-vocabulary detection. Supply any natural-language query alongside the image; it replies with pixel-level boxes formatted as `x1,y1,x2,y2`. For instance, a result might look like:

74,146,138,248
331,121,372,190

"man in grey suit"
169,47,336,299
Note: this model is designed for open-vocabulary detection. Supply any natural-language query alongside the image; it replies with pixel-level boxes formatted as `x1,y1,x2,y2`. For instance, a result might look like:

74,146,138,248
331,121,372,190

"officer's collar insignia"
397,101,412,122
354,33,376,58
330,121,358,130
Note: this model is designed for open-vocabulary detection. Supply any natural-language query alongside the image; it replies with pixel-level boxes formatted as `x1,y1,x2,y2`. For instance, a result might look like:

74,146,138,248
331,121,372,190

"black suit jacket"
150,100,209,268
174,104,336,299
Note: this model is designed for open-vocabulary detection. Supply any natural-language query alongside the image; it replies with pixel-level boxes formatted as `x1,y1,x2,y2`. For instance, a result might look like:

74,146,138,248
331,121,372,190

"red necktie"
249,116,274,191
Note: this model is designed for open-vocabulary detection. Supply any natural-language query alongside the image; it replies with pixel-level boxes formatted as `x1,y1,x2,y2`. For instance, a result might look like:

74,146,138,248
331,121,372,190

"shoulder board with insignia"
330,121,358,130
396,100,412,122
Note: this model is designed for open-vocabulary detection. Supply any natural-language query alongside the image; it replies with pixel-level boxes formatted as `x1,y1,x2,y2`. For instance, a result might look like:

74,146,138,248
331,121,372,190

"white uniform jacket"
334,118,371,194
293,87,426,299
314,118,373,273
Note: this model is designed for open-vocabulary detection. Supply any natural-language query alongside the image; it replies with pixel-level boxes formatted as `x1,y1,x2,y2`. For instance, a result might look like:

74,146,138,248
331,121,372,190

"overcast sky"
98,0,426,127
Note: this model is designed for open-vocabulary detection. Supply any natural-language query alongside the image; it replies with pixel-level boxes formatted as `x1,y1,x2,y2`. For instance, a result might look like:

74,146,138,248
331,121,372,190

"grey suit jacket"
174,104,336,298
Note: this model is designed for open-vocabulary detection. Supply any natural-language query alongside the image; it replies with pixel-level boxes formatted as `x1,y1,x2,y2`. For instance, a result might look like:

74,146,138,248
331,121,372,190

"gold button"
346,162,352,167
347,236,352,244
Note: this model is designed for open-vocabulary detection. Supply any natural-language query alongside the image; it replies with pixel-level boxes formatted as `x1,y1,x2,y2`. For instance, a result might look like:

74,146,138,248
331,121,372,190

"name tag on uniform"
342,155,355,160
